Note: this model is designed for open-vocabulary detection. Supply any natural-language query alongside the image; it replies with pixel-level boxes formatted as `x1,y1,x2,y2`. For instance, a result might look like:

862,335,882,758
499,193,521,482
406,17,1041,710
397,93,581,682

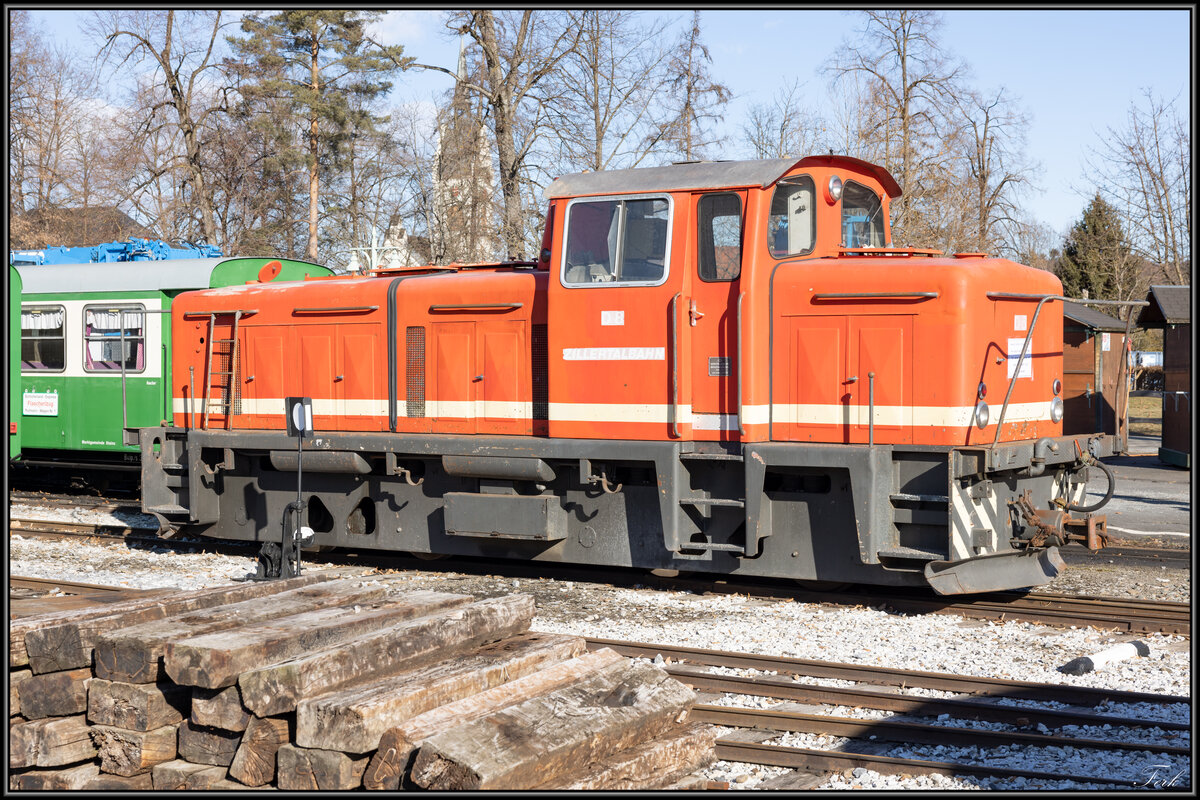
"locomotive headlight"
1052,378,1062,396
1050,396,1064,423
974,400,990,429
826,175,843,203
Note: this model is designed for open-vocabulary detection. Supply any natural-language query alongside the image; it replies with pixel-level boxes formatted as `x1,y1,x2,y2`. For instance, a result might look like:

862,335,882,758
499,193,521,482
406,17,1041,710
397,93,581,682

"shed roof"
16,258,235,295
1063,301,1128,333
545,155,902,199
1136,285,1191,327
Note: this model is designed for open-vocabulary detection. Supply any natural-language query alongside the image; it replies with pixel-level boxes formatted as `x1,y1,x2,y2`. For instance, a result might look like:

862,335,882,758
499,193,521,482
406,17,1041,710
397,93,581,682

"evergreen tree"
227,11,410,261
1056,193,1139,303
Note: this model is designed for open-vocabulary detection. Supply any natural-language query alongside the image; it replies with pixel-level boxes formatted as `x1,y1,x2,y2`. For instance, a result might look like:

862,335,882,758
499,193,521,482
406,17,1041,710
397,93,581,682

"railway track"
9,576,168,618
8,515,1192,635
587,638,1191,790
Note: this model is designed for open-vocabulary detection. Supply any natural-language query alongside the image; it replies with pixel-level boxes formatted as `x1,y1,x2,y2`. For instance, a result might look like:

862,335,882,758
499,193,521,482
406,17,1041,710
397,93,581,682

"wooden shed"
1062,301,1130,452
1136,285,1191,468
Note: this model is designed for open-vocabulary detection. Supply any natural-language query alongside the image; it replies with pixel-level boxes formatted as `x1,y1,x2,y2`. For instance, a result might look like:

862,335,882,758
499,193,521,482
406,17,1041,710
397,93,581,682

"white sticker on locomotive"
1006,338,1033,379
23,391,59,416
562,347,664,361
601,310,625,326
1014,314,1027,331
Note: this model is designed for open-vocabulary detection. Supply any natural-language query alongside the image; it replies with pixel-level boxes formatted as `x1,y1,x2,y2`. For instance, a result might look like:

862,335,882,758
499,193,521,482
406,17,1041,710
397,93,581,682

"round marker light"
1050,397,1064,423
827,175,843,203
1052,378,1062,396
974,400,990,429
977,382,987,399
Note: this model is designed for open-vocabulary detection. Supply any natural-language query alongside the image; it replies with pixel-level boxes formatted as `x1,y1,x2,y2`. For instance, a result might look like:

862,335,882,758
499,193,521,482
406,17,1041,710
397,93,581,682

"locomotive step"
877,546,947,562
679,497,745,508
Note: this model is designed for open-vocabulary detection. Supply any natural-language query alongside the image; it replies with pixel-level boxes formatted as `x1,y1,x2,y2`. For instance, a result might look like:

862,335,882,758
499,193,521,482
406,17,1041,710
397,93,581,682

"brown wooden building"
1062,302,1130,452
1137,285,1191,468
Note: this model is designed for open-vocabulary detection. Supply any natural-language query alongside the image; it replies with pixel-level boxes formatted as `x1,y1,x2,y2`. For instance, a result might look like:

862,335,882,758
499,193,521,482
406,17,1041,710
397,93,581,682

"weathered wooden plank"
12,667,91,720
362,648,624,790
21,574,332,674
241,594,535,717
296,630,585,753
164,590,470,689
410,659,696,790
90,723,178,776
549,722,717,790
92,577,396,684
87,678,191,731
192,685,251,731
151,762,228,791
8,587,174,667
9,714,96,768
9,669,31,717
276,744,368,791
83,771,155,789
176,719,242,767
228,716,291,787
9,762,100,790
151,759,230,790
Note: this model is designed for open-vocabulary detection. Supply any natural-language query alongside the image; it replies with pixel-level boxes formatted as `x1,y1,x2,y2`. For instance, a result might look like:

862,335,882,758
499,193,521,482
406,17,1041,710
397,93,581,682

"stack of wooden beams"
9,573,715,790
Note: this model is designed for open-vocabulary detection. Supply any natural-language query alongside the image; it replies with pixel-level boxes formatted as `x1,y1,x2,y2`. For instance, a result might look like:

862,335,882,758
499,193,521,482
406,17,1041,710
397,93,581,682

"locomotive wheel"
409,551,450,561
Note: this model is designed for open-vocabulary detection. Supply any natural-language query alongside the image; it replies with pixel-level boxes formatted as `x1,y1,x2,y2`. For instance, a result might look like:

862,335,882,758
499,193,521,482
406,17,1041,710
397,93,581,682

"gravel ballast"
8,501,1192,791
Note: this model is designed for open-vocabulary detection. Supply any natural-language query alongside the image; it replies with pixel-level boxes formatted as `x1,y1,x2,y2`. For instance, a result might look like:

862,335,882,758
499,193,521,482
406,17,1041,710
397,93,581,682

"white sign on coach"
22,391,59,416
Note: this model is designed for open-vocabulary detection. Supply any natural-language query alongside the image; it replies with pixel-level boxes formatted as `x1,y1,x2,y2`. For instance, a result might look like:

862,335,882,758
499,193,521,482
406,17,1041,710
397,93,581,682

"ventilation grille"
532,324,548,420
406,326,425,417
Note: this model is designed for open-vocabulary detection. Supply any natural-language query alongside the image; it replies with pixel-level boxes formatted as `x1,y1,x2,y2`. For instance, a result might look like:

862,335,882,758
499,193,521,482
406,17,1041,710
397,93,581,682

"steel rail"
694,705,1192,757
714,739,1146,788
584,638,1190,707
666,667,1189,731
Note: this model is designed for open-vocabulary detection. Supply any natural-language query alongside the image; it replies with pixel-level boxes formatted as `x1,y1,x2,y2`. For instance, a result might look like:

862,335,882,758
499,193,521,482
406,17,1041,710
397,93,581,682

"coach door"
686,191,746,440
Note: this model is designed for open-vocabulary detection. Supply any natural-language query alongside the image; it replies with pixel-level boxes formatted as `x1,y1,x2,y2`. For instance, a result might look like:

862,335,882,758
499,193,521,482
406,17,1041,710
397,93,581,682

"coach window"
20,305,66,372
841,181,886,248
698,193,743,282
767,176,816,258
562,195,670,286
84,304,146,372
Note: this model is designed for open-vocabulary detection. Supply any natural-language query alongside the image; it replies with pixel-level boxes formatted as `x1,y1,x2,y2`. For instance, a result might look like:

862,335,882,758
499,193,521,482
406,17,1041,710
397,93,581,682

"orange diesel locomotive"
137,156,1116,593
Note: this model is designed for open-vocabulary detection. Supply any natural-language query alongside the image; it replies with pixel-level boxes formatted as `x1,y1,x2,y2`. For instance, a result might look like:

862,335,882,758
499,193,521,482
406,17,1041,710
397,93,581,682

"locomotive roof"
15,258,271,295
546,155,902,199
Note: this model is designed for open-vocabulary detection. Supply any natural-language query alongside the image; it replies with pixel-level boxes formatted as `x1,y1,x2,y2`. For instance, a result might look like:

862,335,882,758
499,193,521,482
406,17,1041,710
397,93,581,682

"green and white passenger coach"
12,257,333,473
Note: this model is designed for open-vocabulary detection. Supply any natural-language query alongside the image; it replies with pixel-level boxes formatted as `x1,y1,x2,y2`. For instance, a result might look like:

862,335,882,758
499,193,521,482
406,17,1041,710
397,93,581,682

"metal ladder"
202,310,243,429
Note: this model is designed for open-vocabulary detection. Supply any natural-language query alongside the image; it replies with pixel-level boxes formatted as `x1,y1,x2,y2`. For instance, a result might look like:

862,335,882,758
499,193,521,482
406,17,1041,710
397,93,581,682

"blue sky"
27,8,1192,240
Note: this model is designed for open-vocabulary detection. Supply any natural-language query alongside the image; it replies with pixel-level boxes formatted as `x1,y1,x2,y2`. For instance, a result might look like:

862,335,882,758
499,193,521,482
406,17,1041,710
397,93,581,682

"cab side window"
767,177,815,258
841,181,885,248
698,193,742,281
562,196,670,286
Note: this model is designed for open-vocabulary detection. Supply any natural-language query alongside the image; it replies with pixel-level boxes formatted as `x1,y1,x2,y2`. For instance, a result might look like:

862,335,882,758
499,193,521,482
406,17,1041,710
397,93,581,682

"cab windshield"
841,182,886,248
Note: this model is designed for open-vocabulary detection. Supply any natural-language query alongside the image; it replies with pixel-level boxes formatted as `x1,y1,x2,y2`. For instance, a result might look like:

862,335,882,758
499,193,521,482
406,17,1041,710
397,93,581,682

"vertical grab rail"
868,371,875,447
119,311,128,431
188,367,196,431
737,292,745,436
670,292,681,438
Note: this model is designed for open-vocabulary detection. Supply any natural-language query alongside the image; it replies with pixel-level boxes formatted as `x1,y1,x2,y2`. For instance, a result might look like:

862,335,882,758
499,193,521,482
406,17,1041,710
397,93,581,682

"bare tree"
645,11,731,163
542,10,674,173
824,10,967,245
1087,90,1190,285
436,11,582,258
90,10,231,245
953,87,1035,255
741,78,825,159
